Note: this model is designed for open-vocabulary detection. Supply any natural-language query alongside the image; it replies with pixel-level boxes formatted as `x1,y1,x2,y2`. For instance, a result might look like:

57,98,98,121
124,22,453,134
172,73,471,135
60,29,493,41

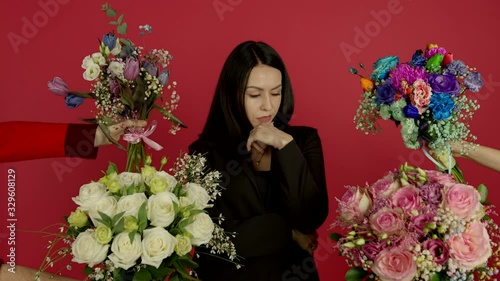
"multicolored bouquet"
331,164,500,281
47,2,185,172
37,154,240,281
350,44,484,181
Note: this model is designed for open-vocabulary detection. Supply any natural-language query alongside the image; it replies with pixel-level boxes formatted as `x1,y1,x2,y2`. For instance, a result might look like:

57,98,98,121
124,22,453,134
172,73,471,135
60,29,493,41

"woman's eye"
248,94,260,98
272,92,282,96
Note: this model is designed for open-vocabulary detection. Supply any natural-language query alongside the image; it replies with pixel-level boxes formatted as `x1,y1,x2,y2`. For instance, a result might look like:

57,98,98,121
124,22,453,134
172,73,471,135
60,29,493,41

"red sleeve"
0,121,98,163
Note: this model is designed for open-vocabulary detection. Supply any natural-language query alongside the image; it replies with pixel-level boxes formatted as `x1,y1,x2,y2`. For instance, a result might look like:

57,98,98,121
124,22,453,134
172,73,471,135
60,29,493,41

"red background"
1,0,500,280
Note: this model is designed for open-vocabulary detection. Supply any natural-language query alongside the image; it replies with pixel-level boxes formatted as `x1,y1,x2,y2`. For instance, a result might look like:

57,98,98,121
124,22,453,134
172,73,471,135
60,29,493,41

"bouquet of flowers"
37,154,240,281
350,44,484,181
47,2,185,172
331,164,500,281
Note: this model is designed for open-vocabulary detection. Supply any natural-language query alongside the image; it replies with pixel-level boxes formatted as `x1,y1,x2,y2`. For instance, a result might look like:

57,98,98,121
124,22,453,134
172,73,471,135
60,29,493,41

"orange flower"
360,77,374,92
426,43,439,50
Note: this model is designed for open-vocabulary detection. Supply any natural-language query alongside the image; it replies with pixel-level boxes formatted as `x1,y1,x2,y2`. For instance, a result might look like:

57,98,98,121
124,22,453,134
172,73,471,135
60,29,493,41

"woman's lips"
257,115,272,123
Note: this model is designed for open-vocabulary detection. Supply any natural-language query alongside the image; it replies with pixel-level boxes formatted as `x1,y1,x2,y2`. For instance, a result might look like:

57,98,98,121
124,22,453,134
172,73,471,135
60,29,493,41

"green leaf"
128,231,136,243
112,211,125,225
98,122,126,151
117,14,124,24
483,215,492,221
117,23,128,35
153,104,187,128
133,268,151,281
114,216,125,233
431,273,441,281
345,267,369,281
82,266,93,275
329,233,343,242
348,67,358,75
98,211,113,227
119,38,133,46
478,184,488,203
176,254,199,269
137,202,148,232
107,162,118,175
105,8,116,18
108,21,118,25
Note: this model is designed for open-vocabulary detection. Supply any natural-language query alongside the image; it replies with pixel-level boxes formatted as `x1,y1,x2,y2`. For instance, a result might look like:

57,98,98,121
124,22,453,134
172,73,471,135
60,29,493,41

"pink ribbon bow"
122,120,163,151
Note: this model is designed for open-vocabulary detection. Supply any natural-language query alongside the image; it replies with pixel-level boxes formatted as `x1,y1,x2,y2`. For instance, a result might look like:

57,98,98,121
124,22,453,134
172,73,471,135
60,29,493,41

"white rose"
110,38,122,56
148,171,178,194
184,182,211,210
141,227,177,268
72,182,109,211
88,196,118,226
117,193,147,218
184,212,214,246
81,55,94,69
109,61,124,76
141,165,157,184
91,52,106,66
178,196,194,210
83,63,101,81
118,172,143,190
71,229,109,267
147,191,178,227
174,234,192,256
108,232,142,270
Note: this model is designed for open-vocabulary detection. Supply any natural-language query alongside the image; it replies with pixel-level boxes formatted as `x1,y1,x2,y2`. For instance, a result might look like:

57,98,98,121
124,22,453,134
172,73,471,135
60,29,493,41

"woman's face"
244,64,282,128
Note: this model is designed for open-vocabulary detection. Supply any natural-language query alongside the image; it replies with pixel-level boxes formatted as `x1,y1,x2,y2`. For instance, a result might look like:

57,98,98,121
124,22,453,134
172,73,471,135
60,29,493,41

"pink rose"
369,207,405,237
369,174,400,199
447,222,492,270
411,79,432,114
442,183,482,221
338,186,372,223
425,170,454,185
372,247,417,281
391,186,421,214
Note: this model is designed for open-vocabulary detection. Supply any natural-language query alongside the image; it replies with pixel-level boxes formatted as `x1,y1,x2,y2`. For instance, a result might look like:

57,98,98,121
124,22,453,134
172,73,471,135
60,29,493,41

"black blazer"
189,126,328,281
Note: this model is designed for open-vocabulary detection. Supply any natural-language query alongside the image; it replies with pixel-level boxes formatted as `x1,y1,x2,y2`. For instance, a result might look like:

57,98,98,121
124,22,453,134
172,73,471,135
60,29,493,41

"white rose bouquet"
37,154,240,281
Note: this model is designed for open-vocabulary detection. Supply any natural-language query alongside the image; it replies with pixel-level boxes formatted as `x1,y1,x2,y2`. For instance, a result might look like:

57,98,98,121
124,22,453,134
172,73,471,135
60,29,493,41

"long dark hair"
199,41,294,145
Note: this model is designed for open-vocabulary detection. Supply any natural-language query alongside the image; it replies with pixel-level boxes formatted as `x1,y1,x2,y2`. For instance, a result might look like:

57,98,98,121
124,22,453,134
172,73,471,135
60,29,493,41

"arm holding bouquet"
451,141,500,172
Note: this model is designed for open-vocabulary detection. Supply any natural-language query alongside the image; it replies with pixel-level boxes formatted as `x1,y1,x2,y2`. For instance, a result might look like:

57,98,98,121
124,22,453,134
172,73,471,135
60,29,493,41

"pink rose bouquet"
331,164,500,281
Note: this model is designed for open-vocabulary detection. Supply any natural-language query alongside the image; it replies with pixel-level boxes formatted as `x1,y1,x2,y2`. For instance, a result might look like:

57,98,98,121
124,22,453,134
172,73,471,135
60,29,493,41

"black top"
189,126,328,281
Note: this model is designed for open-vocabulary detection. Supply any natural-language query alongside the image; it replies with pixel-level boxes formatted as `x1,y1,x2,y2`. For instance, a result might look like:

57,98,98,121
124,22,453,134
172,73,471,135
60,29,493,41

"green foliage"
478,184,488,204
329,233,342,242
345,267,369,281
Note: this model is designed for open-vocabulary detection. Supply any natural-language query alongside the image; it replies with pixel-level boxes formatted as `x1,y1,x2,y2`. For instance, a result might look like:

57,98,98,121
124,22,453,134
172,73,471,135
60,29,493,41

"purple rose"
65,94,85,108
411,213,434,236
48,77,69,96
375,80,396,105
123,57,140,81
428,73,460,95
422,239,449,265
362,242,384,260
420,183,443,205
464,72,483,92
446,60,468,76
403,104,420,118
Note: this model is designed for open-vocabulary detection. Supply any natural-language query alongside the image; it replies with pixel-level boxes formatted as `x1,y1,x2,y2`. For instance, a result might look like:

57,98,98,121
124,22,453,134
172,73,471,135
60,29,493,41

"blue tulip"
102,33,116,50
65,94,85,108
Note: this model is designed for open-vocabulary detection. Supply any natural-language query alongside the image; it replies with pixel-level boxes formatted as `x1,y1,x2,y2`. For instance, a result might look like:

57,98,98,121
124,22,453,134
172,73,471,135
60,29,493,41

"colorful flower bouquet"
47,2,185,172
331,164,500,281
350,44,484,182
37,154,240,281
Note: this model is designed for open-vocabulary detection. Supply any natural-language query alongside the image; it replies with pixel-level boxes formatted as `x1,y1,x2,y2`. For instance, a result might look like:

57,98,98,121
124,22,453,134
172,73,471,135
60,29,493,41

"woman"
189,41,328,280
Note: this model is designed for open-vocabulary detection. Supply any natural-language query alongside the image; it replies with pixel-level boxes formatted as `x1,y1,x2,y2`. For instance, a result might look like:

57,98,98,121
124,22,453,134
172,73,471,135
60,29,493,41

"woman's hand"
292,229,319,255
94,120,147,147
246,123,293,152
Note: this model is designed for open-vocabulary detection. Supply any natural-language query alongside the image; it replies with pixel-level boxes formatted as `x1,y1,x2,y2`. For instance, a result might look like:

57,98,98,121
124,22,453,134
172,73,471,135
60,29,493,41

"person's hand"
246,123,293,152
94,120,147,147
292,229,318,255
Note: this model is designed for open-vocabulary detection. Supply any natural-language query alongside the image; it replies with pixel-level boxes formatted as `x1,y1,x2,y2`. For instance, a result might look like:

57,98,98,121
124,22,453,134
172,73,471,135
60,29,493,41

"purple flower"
375,80,396,105
48,77,69,96
361,242,384,260
429,93,455,120
124,57,140,81
102,33,116,50
389,64,427,93
411,50,427,67
109,79,120,95
446,60,468,76
422,239,449,265
143,61,158,77
403,104,420,118
464,72,483,92
370,56,399,80
411,213,434,236
65,94,85,108
158,69,170,86
428,73,460,95
425,47,447,58
420,183,443,205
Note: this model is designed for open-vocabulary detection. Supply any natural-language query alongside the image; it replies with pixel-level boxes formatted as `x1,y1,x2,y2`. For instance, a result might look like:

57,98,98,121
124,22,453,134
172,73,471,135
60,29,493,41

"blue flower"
158,69,170,86
411,50,427,67
429,93,455,120
375,80,396,105
102,33,116,50
464,72,483,92
65,94,85,108
403,104,420,118
370,56,399,80
446,60,468,76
